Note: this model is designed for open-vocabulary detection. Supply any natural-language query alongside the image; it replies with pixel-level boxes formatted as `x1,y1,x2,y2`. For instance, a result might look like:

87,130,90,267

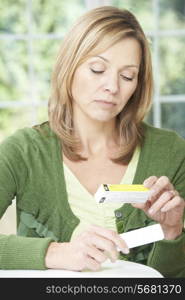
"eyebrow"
94,55,139,69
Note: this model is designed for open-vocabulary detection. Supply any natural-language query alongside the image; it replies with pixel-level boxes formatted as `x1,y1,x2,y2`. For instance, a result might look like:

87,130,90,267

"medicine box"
94,184,150,204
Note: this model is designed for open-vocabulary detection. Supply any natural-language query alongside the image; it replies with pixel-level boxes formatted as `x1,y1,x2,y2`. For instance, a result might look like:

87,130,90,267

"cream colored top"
63,146,141,240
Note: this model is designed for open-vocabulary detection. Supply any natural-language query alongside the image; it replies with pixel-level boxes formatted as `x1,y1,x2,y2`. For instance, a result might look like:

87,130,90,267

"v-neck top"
63,146,141,240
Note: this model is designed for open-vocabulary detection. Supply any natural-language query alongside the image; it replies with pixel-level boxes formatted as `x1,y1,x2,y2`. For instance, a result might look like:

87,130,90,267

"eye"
90,68,104,74
121,75,133,81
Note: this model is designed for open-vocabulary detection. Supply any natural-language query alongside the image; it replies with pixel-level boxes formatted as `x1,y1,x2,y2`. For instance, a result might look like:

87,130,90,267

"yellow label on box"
105,184,149,192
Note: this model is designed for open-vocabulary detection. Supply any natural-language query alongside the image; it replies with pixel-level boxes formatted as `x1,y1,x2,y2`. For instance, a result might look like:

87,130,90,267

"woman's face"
71,37,141,123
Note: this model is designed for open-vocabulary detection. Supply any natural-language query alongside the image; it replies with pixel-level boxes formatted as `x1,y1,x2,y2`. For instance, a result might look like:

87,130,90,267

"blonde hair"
48,6,153,164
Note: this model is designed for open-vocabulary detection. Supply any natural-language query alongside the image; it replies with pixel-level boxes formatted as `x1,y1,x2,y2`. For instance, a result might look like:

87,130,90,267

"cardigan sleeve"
147,133,185,278
0,132,53,269
147,231,185,277
169,133,185,200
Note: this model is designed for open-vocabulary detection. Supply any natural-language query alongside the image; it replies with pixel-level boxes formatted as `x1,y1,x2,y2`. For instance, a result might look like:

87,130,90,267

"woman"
0,6,184,277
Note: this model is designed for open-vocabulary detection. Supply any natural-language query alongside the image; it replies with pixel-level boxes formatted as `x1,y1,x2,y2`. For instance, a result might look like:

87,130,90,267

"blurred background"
0,0,185,233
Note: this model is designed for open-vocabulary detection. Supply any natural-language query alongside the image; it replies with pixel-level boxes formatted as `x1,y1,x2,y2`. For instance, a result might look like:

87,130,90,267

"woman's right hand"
45,224,129,271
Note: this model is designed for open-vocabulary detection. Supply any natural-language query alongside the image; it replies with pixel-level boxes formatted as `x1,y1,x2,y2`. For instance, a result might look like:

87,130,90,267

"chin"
89,111,116,122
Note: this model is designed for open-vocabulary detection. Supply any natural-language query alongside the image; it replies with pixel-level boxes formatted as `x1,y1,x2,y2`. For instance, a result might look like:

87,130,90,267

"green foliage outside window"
0,0,185,141
0,0,85,140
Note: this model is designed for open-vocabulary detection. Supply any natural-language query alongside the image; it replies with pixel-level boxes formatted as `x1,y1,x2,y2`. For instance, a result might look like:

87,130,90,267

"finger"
131,202,147,210
148,176,174,202
86,246,109,263
160,196,184,213
131,199,152,211
143,176,158,202
173,190,180,197
143,176,158,188
89,234,119,261
151,176,174,193
148,191,174,215
84,256,101,271
89,225,129,254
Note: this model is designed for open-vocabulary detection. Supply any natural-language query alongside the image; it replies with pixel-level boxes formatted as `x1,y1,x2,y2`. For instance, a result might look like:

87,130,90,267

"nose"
103,74,119,94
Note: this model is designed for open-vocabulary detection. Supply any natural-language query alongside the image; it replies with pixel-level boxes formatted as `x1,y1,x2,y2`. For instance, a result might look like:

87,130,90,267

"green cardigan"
0,121,185,277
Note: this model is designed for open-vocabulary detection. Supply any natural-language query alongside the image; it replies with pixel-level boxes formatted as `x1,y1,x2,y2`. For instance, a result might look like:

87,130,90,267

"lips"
94,100,116,105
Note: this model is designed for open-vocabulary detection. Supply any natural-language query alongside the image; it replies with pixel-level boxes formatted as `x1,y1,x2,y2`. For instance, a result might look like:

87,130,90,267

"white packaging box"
120,224,164,249
95,184,151,204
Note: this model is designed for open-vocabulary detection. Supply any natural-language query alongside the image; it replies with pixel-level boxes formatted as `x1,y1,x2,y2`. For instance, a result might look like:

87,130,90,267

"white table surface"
0,260,163,278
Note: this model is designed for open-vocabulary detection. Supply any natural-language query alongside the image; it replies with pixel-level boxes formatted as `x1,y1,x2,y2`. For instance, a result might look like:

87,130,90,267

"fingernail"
122,248,129,254
148,208,154,215
150,189,156,196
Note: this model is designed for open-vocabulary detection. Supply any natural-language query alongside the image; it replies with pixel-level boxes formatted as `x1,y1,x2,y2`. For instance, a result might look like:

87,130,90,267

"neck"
73,114,119,157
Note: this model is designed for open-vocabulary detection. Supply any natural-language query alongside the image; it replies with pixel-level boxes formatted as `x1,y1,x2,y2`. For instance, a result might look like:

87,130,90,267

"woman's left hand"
132,176,185,240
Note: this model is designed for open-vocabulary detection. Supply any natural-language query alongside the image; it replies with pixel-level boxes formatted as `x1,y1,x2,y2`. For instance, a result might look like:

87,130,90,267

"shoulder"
0,121,57,155
137,123,185,193
142,122,185,150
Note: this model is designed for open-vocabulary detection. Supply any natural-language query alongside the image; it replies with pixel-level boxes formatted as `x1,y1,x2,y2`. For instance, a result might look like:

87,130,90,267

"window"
112,0,185,137
0,0,185,140
0,0,86,140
